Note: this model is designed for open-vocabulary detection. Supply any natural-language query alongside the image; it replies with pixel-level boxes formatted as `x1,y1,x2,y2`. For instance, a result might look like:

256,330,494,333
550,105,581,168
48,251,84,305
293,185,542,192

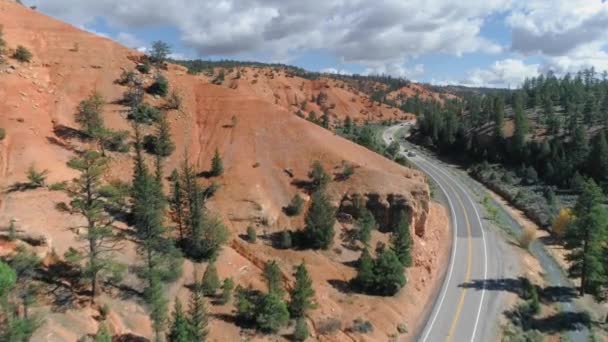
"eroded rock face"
339,189,430,237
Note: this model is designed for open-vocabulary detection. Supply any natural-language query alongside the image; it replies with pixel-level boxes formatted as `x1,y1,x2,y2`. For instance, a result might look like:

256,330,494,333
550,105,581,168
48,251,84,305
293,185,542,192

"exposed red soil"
0,1,451,340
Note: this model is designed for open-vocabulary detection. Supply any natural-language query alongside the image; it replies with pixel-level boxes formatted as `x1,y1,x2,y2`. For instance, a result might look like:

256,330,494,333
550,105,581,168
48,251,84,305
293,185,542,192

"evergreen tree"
167,299,192,342
303,190,336,250
154,113,175,157
95,324,112,342
145,275,168,340
263,260,283,296
66,150,124,302
201,263,221,297
511,105,529,159
390,211,413,267
565,179,607,296
289,262,315,318
255,293,290,333
352,249,374,291
293,318,309,341
246,226,257,243
221,278,235,304
344,116,353,134
169,169,186,241
493,95,505,139
373,249,406,296
188,279,208,341
308,161,330,191
131,126,181,338
210,148,224,177
76,92,106,138
150,40,171,67
587,131,608,190
355,208,375,246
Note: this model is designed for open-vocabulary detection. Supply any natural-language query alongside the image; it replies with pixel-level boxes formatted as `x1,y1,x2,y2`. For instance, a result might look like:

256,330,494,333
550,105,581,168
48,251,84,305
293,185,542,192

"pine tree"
565,179,607,296
303,190,335,250
66,150,123,302
201,263,220,297
167,299,192,342
246,226,257,243
210,148,224,177
587,131,608,190
76,92,105,138
221,278,235,304
255,293,290,333
344,116,353,134
132,126,181,338
512,105,529,160
308,161,331,191
289,262,315,318
391,211,413,267
188,279,208,341
293,317,309,341
353,249,374,291
373,249,406,295
95,324,112,342
169,169,186,241
154,113,175,157
145,275,168,340
355,209,375,246
493,95,505,139
263,260,283,296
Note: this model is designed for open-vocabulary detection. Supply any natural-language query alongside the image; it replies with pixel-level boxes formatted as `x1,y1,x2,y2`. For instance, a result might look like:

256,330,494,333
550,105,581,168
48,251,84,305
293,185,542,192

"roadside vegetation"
400,69,608,330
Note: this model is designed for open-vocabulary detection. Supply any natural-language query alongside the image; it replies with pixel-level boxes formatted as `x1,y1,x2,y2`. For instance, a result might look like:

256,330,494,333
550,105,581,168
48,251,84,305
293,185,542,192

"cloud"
507,0,608,56
457,58,540,88
36,0,507,74
320,68,353,76
114,32,143,48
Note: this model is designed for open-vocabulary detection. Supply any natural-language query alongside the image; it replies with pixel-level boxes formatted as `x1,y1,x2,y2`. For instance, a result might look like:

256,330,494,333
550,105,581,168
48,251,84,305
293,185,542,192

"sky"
30,0,608,88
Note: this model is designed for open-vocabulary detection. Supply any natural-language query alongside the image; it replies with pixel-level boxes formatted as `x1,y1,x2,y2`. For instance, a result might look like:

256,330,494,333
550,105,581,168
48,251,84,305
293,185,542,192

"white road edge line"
416,157,458,342
419,155,488,342
382,127,458,342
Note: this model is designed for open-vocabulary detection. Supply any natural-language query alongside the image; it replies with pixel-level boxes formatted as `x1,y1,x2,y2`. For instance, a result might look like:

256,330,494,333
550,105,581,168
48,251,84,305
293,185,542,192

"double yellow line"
442,177,474,341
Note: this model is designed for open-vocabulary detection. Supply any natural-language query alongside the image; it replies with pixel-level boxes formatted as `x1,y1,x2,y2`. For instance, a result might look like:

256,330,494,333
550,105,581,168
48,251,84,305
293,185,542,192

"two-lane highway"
383,125,513,342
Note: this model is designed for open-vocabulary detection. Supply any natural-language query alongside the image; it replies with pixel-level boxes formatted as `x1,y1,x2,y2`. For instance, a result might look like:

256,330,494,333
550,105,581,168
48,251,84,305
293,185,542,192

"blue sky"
33,0,608,88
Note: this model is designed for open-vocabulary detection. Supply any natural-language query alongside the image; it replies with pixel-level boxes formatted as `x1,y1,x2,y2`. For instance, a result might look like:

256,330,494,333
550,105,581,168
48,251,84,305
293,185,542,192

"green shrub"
128,103,162,124
27,165,48,188
285,194,305,216
278,230,292,249
350,318,373,334
13,45,32,62
136,61,151,74
0,127,5,140
102,129,130,153
147,74,169,97
246,226,256,243
48,181,68,191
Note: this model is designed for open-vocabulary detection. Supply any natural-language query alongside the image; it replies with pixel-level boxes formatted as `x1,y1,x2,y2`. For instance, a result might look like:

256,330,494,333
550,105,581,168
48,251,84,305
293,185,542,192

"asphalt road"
383,124,512,342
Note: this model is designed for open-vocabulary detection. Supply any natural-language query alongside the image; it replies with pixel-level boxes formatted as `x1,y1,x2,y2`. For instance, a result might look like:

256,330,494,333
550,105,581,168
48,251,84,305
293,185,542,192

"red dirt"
0,1,451,340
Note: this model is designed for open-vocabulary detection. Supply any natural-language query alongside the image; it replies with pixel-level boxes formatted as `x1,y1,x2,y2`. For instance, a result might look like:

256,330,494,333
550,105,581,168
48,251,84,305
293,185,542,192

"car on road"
407,151,416,157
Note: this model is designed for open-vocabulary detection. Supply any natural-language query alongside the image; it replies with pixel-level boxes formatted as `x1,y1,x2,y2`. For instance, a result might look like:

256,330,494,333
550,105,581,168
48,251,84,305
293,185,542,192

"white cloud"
507,0,608,56
114,32,143,48
36,0,507,76
459,58,540,88
320,68,353,76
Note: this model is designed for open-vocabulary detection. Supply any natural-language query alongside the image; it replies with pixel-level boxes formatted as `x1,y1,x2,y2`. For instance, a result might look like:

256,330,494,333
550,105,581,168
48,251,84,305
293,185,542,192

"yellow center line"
445,182,473,342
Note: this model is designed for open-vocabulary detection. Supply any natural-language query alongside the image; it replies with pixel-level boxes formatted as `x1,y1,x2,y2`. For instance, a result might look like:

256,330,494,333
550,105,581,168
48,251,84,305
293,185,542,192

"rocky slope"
0,1,450,341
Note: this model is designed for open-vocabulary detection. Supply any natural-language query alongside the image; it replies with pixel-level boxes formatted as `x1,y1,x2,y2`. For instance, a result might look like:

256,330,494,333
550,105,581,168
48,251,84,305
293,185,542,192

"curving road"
383,124,514,342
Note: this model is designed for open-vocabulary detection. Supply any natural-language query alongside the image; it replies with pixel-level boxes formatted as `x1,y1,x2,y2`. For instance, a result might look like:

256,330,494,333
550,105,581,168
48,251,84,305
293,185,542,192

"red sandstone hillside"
199,67,422,124
0,2,449,341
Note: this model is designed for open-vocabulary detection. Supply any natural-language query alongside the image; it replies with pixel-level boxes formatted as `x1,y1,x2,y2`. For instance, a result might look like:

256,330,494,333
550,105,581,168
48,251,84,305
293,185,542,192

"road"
383,124,513,342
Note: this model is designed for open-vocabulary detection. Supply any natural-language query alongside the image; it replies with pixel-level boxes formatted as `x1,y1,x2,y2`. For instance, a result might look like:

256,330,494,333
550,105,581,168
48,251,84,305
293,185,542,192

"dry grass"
518,227,536,250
